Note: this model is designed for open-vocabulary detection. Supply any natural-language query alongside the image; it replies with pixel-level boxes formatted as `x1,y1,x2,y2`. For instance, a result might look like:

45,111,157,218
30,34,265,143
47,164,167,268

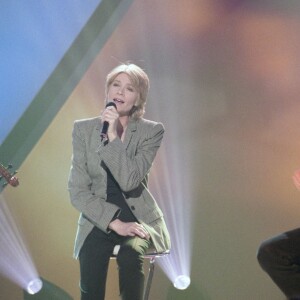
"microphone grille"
105,101,117,109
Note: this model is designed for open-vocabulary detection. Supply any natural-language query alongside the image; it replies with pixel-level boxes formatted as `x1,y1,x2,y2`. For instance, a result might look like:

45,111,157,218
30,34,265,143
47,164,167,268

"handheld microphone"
101,101,117,141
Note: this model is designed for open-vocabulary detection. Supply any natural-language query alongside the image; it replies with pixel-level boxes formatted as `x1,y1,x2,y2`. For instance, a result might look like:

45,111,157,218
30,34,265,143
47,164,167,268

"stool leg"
143,257,156,300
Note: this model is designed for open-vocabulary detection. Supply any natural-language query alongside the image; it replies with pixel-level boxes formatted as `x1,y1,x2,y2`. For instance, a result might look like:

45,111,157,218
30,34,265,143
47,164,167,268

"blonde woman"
68,63,171,300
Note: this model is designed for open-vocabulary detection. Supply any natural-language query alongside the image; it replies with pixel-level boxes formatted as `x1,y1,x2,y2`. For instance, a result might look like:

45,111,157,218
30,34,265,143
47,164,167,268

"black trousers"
79,226,151,300
257,228,300,300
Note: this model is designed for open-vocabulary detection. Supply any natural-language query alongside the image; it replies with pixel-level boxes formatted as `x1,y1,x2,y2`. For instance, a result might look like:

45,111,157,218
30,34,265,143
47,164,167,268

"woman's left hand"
109,219,150,240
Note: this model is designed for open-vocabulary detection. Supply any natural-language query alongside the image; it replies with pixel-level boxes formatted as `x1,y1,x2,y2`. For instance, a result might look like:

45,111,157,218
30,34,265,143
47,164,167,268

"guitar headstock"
0,163,19,187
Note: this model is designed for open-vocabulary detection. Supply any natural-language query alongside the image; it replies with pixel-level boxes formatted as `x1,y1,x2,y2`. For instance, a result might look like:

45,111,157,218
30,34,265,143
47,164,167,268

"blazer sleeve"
97,121,164,192
68,121,120,232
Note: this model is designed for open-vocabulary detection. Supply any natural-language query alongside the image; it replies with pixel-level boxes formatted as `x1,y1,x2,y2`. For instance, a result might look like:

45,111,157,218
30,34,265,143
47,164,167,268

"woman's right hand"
109,219,150,240
101,104,119,141
293,169,300,190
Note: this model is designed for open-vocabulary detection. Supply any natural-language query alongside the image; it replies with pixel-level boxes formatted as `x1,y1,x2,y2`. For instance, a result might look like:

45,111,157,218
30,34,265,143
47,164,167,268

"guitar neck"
0,163,19,187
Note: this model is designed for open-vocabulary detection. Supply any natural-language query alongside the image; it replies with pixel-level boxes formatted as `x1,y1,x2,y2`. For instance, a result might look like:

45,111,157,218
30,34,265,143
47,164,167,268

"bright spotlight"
148,78,194,293
149,134,193,291
0,195,42,294
26,278,43,294
173,275,191,290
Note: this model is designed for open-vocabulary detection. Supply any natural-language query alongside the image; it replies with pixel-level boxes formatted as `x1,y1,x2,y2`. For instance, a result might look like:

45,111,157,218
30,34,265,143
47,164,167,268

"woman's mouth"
113,98,125,104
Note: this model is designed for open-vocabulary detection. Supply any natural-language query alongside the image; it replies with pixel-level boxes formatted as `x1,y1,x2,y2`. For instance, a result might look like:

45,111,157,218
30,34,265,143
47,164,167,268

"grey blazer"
68,116,171,259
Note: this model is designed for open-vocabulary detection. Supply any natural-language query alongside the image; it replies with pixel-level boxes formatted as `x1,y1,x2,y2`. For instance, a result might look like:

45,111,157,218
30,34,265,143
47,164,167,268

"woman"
68,63,171,300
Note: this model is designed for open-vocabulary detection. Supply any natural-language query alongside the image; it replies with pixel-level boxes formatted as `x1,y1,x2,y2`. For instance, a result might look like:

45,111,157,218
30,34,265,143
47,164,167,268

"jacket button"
131,206,135,210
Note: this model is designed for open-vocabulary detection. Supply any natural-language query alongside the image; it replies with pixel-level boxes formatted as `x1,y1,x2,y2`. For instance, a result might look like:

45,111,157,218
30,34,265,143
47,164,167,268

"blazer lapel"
123,119,137,150
95,117,137,150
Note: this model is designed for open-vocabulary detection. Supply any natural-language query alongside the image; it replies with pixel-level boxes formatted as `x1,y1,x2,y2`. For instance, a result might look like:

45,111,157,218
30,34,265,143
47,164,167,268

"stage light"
174,275,191,290
26,278,43,294
149,121,193,290
0,195,42,295
148,83,195,293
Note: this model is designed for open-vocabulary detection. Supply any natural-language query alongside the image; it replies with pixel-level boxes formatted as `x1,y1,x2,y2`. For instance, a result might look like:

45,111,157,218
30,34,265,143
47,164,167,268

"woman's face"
107,72,139,117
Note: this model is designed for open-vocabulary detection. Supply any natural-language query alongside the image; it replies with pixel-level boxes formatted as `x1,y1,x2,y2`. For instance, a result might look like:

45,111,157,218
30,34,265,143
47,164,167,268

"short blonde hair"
105,63,150,119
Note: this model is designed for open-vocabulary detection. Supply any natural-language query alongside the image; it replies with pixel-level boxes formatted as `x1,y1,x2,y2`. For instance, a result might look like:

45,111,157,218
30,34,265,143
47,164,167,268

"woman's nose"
118,88,124,95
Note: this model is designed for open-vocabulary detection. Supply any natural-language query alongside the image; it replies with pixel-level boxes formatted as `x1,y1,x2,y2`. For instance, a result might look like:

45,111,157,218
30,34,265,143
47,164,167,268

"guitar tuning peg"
7,164,12,169
3,182,7,187
0,176,2,181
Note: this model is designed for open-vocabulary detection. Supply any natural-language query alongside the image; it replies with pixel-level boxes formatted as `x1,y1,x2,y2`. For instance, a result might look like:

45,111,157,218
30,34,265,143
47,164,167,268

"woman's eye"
112,83,119,87
127,87,134,92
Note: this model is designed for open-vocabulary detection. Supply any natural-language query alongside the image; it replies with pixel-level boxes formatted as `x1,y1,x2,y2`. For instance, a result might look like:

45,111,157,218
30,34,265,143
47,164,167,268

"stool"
111,245,169,300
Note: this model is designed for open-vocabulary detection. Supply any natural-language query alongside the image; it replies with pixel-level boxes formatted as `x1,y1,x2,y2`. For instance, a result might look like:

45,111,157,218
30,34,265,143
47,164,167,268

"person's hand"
101,104,119,141
109,219,150,240
293,169,300,190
